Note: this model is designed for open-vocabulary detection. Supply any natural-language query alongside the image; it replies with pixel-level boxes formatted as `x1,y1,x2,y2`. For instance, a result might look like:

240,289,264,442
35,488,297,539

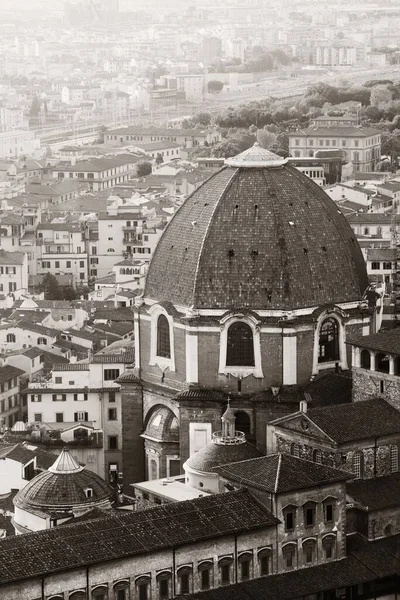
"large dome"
144,145,368,310
14,448,113,514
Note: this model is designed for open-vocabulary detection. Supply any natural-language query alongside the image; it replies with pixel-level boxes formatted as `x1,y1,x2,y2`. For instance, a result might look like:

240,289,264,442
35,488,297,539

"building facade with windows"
0,364,25,429
288,120,381,172
36,222,88,285
121,145,378,485
52,155,140,192
0,250,28,299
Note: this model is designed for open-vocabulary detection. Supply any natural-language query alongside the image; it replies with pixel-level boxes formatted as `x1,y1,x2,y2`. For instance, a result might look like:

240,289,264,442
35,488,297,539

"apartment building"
52,155,140,192
26,350,133,480
0,250,28,298
36,222,88,286
0,364,25,428
0,130,38,159
289,117,381,172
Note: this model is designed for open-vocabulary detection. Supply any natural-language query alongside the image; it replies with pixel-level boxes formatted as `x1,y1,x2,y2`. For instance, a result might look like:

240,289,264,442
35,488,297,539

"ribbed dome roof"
14,448,113,512
185,439,263,474
145,147,368,310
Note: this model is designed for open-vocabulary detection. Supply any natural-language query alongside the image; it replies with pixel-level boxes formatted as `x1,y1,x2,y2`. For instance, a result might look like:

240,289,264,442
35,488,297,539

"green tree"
208,80,224,93
370,85,393,107
39,273,64,300
195,112,212,126
137,161,153,177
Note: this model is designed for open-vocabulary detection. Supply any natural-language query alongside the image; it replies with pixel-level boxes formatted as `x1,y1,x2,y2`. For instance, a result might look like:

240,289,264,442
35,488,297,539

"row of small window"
370,261,392,270
283,500,335,531
120,268,141,275
0,266,17,274
0,376,18,391
360,349,400,376
6,334,48,345
41,261,86,269
49,553,271,600
34,409,118,424
32,391,117,402
352,446,398,479
282,536,336,569
0,395,18,413
294,138,367,147
1,282,17,293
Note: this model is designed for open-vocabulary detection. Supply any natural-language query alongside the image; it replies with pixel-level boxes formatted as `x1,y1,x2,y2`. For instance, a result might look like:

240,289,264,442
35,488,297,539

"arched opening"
360,349,371,370
235,411,251,435
384,524,394,537
290,443,300,458
376,352,390,374
157,314,171,358
318,318,339,363
313,449,322,464
226,322,254,367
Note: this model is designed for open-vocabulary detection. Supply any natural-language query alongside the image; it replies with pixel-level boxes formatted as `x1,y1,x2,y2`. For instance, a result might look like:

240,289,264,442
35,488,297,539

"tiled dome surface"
145,161,368,310
14,462,113,510
185,439,263,474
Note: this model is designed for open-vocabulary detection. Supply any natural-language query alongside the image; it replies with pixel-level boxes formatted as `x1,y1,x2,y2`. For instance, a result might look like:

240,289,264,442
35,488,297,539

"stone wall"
353,366,400,411
120,381,145,489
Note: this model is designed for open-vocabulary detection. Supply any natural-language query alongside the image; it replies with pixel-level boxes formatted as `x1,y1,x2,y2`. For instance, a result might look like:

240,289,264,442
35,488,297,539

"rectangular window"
34,413,42,422
285,511,294,531
55,377,62,384
80,261,85,268
371,261,380,270
74,411,88,421
55,261,60,268
66,261,71,268
56,413,64,423
221,564,230,584
305,506,315,527
325,503,333,523
383,261,392,270
109,391,116,402
104,369,120,381
241,560,250,581
108,408,117,420
201,569,210,590
259,554,270,576
109,435,118,450
138,583,148,600
159,579,169,599
180,573,189,595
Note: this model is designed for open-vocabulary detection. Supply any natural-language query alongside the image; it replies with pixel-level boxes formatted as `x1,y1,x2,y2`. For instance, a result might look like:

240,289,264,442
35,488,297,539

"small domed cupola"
48,447,84,474
213,400,246,446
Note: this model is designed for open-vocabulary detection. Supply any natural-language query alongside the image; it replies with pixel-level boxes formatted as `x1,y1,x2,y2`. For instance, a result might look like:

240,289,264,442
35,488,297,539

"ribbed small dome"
14,448,113,512
143,406,179,442
185,440,262,474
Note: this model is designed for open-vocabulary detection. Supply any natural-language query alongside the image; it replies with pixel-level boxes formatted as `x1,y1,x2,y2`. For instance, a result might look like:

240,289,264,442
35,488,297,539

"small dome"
185,439,262,474
143,406,179,442
14,448,113,513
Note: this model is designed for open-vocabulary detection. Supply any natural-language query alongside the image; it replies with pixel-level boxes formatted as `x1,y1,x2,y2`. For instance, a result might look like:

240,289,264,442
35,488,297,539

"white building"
36,222,88,286
0,131,39,159
0,250,28,298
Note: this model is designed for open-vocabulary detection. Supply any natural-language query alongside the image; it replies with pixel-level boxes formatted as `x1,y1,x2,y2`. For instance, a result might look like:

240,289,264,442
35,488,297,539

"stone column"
370,352,376,372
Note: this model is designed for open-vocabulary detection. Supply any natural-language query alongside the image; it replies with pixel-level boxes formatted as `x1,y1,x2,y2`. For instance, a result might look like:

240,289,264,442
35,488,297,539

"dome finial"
48,447,83,474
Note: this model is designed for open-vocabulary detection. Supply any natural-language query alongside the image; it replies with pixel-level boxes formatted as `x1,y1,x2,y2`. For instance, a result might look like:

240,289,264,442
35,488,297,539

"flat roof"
132,476,210,502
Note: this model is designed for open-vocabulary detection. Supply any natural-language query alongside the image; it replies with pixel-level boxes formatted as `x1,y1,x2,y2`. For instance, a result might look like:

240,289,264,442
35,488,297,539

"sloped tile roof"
348,328,400,355
347,473,400,511
216,454,350,494
0,365,25,384
0,490,277,584
307,398,400,444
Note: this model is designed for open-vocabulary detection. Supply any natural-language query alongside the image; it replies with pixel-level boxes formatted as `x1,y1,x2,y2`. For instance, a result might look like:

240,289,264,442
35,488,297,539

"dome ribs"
144,162,368,311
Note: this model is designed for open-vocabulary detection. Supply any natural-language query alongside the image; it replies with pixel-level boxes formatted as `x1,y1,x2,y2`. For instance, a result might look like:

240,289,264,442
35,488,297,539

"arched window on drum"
226,322,254,367
318,318,339,363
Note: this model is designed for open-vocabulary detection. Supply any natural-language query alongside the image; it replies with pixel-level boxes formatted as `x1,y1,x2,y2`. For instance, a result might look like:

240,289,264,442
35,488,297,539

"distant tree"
208,80,224,93
29,95,41,128
181,118,196,129
256,128,277,149
195,112,212,126
136,161,152,177
381,129,400,162
155,153,164,165
96,125,108,144
62,286,77,301
39,273,64,300
370,85,393,107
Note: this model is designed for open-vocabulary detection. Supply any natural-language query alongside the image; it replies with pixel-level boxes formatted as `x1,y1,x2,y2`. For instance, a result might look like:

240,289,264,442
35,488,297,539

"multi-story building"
26,349,133,480
0,250,28,298
289,117,381,172
0,130,38,159
52,155,140,192
315,41,366,67
36,222,88,285
0,364,25,428
105,126,222,149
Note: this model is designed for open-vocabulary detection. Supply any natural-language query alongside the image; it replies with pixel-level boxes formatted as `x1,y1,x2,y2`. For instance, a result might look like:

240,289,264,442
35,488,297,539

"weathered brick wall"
275,482,347,572
121,382,145,489
353,367,400,411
